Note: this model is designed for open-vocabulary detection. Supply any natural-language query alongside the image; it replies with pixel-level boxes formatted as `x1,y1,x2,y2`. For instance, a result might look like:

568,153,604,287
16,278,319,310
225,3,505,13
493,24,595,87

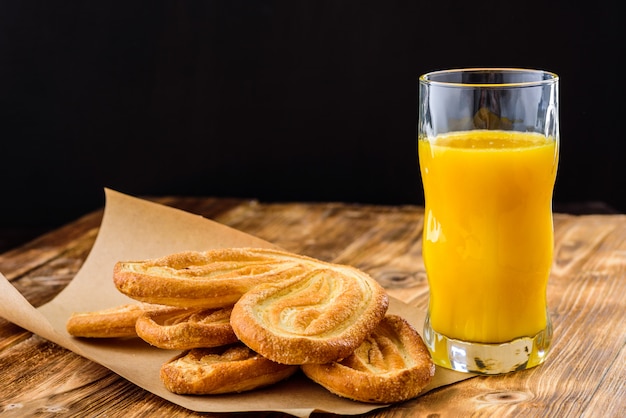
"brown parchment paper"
0,188,472,417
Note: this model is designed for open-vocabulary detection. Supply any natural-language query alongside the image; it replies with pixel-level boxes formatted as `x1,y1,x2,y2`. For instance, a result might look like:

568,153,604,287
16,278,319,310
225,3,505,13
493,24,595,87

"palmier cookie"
66,303,175,338
160,344,299,395
301,314,435,404
113,248,318,308
135,306,238,350
230,265,389,365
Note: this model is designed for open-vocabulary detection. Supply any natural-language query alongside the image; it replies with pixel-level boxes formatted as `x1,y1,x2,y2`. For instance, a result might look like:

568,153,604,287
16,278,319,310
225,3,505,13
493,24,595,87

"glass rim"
419,67,559,88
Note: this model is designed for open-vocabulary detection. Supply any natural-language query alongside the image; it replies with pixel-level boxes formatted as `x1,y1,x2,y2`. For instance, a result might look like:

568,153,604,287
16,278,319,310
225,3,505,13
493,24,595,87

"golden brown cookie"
160,344,299,394
135,306,238,350
66,303,174,338
113,248,317,308
301,314,435,404
230,265,389,365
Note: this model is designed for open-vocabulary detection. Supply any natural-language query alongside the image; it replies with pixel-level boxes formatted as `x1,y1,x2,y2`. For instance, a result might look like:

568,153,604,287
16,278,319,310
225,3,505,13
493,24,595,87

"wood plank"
0,211,102,282
1,198,624,417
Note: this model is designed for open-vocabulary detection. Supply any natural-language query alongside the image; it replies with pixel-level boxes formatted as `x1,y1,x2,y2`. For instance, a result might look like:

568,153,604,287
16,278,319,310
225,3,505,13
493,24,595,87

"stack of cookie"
66,247,434,404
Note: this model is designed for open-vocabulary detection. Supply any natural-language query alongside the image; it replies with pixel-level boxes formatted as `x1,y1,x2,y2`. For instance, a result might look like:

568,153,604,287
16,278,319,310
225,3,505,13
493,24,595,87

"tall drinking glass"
418,68,559,374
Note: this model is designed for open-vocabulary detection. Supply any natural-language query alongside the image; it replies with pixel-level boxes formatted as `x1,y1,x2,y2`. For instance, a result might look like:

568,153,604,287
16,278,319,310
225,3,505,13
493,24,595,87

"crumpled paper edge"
0,188,472,417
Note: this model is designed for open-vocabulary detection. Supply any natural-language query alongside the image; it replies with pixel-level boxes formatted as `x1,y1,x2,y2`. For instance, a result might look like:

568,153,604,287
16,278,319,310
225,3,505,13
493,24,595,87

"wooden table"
1,196,624,417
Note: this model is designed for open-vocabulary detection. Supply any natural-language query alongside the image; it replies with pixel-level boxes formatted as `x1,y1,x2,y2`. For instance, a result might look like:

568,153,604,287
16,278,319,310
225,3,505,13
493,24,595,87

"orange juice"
419,130,558,344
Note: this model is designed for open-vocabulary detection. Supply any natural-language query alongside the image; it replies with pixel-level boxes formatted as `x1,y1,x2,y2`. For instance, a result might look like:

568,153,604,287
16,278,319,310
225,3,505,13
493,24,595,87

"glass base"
423,311,552,375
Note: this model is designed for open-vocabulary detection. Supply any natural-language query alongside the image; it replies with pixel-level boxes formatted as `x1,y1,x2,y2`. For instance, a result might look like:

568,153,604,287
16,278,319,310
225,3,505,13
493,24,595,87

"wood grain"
1,197,624,417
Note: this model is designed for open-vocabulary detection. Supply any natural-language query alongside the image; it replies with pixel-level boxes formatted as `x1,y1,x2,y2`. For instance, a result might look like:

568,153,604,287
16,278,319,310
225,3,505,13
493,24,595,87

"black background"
1,1,624,240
